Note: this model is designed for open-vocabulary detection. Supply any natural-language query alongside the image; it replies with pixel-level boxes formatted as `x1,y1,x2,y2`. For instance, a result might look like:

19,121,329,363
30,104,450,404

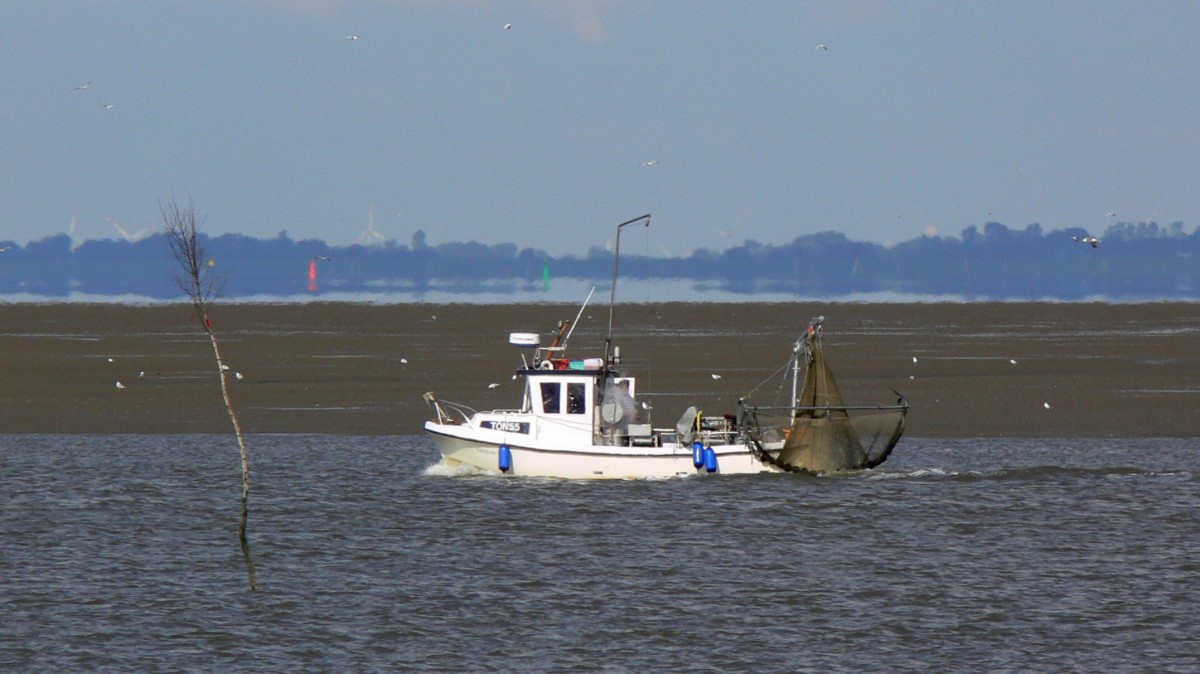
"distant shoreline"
3,287,1200,306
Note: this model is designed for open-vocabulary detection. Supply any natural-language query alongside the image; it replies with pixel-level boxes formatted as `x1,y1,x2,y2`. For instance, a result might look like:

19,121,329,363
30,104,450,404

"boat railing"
652,426,741,449
738,402,908,437
741,403,910,414
423,392,477,425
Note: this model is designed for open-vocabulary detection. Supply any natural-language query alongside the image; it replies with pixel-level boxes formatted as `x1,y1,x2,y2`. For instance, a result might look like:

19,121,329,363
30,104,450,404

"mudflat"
1,302,1197,438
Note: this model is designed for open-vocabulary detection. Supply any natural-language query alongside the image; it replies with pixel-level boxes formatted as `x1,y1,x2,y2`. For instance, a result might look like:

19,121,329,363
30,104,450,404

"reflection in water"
240,494,257,591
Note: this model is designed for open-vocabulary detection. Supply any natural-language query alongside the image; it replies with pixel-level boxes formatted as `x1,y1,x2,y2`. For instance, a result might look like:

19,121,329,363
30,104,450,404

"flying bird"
1106,212,1117,217
488,382,501,389
1072,235,1100,248
640,160,659,167
347,34,360,40
504,23,513,30
315,255,331,261
99,103,114,109
711,373,722,380
75,81,91,90
816,44,828,51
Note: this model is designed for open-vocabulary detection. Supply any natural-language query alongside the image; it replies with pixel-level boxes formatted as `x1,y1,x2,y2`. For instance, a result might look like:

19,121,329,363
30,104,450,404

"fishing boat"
422,215,908,479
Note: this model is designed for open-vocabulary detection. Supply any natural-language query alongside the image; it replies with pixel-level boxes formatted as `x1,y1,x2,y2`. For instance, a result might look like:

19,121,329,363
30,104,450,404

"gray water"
2,435,1196,673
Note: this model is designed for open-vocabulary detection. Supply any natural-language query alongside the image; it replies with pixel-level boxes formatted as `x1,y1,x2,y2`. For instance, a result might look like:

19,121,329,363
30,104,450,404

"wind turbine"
107,217,155,242
67,214,83,250
356,210,386,247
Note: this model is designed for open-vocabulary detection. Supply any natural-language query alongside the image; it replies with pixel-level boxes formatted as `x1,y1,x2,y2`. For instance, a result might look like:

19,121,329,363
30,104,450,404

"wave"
872,465,1182,481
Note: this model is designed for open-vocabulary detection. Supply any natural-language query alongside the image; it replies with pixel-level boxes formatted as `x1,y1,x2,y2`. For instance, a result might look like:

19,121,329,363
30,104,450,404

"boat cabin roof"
517,368,610,378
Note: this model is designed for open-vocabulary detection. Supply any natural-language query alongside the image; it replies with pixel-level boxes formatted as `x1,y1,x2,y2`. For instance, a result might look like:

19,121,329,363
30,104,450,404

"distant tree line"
2,220,1199,300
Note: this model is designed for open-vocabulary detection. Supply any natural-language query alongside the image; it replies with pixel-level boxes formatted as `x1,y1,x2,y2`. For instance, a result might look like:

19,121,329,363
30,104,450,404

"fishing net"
751,319,906,474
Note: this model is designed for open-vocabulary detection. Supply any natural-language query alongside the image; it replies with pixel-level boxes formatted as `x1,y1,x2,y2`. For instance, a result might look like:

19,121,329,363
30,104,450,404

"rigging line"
643,220,652,304
743,353,795,400
638,224,654,404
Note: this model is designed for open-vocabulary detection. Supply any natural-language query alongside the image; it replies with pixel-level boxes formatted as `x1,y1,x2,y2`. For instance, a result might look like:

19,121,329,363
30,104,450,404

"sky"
3,1,1199,256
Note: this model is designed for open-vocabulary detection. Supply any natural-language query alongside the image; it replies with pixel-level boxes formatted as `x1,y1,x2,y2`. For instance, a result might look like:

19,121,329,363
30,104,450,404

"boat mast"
604,214,651,368
791,335,803,409
791,315,823,409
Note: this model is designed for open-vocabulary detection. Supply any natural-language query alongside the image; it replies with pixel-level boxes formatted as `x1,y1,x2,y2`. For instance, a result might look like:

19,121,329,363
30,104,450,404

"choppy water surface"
2,435,1196,672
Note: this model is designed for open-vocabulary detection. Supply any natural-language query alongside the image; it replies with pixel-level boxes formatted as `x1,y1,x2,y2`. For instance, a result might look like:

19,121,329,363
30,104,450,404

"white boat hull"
426,421,782,479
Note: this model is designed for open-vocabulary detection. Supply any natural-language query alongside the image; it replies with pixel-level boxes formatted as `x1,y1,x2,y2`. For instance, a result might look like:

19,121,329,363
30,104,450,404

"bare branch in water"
162,196,256,590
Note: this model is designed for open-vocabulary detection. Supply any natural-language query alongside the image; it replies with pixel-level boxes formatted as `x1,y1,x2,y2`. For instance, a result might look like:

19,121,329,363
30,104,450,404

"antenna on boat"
607,214,651,342
561,285,595,349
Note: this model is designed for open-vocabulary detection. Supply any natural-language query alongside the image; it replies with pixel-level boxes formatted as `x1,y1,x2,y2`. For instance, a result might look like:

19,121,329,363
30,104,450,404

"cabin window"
540,382,561,414
567,382,586,414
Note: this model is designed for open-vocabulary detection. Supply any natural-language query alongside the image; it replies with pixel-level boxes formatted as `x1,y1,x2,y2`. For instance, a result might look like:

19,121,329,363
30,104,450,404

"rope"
743,356,794,401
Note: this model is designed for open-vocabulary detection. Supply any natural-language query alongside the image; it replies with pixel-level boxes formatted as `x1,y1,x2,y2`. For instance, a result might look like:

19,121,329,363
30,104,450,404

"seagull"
640,160,659,167
115,381,126,390
1010,359,1018,365
912,356,918,364
504,23,513,30
816,44,828,51
1106,212,1117,217
711,373,722,380
138,371,145,379
400,357,408,364
107,357,114,363
0,247,10,253
99,103,114,109
1072,235,1100,248
235,372,244,381
315,255,331,261
221,364,230,371
1043,402,1051,410
488,382,501,389
75,81,91,90
347,34,360,40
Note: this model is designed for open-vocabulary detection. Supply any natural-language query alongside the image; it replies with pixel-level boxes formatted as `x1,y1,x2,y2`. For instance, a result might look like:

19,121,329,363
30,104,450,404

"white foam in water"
884,467,951,479
422,457,490,477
